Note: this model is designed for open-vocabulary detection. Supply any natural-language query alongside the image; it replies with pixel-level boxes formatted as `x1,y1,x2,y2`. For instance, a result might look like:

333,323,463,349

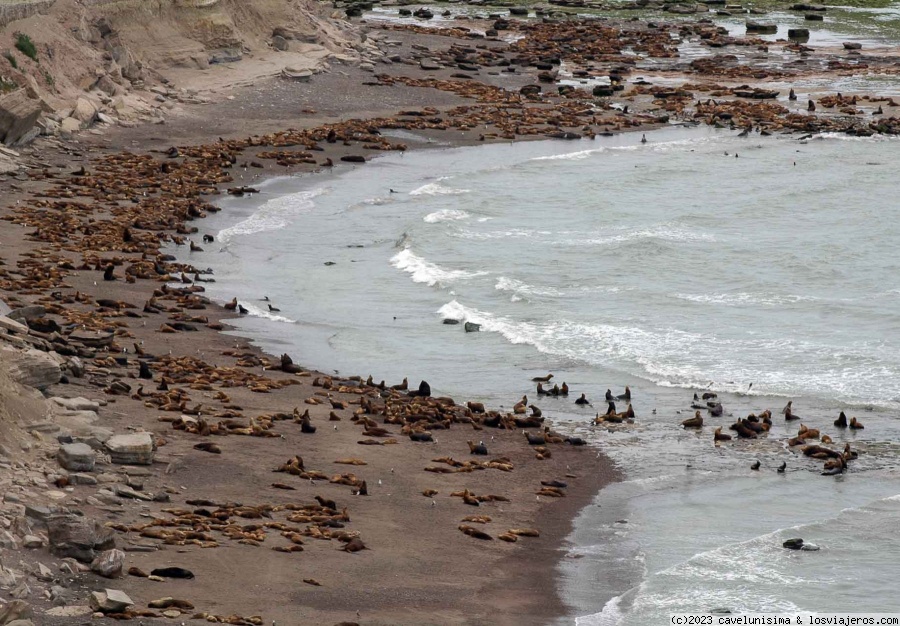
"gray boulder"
105,433,154,465
89,589,133,613
90,549,125,578
47,514,115,563
57,443,95,472
0,91,42,146
5,348,61,390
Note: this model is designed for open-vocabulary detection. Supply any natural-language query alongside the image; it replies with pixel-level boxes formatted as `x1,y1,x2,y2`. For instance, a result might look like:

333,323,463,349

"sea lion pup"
467,401,485,414
834,411,848,428
536,383,548,395
524,432,546,446
682,411,703,429
750,460,760,471
467,440,488,455
532,374,553,383
565,436,586,446
513,395,528,414
849,417,864,430
103,264,116,281
777,461,786,473
560,382,569,396
353,481,368,496
203,234,214,243
575,393,591,406
616,386,631,401
138,361,153,380
238,304,249,315
224,297,238,311
529,405,542,418
408,380,431,398
808,99,816,112
342,537,368,552
190,240,203,252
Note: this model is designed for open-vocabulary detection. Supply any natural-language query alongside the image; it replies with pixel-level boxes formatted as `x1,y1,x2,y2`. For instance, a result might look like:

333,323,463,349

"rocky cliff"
0,0,362,146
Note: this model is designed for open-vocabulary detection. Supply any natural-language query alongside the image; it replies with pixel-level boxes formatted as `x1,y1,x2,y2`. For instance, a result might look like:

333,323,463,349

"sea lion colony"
0,8,890,623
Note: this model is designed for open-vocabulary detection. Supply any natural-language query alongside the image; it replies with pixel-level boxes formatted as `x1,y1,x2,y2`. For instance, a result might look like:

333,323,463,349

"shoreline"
2,8,899,623
0,45,623,625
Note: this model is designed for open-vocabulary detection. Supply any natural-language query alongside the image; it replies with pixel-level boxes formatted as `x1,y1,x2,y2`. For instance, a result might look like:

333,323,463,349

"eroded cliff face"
0,0,361,144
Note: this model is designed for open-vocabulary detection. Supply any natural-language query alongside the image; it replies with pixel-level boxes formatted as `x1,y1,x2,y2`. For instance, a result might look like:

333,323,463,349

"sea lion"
849,417,864,429
103,264,116,281
605,389,614,402
408,380,431,397
138,361,153,380
459,525,492,540
268,304,281,312
708,403,724,417
238,304,249,315
616,386,631,401
560,382,569,396
536,383,547,395
203,234,214,243
300,415,317,434
777,462,786,473
713,426,731,443
513,395,528,414
808,99,816,112
781,400,792,415
789,88,797,101
532,374,554,383
466,401,485,414
150,567,194,579
565,436,586,446
190,240,203,252
529,404,542,417
467,440,488,455
750,460,760,471
224,297,238,311
524,432,546,446
342,537,368,552
682,411,703,428
315,495,338,511
575,393,591,406
409,431,434,442
834,411,848,428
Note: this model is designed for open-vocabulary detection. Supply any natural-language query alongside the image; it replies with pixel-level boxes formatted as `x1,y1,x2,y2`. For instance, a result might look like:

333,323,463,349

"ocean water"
186,125,900,624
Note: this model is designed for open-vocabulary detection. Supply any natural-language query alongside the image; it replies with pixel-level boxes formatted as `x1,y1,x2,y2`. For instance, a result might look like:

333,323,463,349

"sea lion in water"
777,462,786,473
575,393,591,406
834,411,848,428
565,436,586,446
532,374,553,383
616,386,631,401
529,404,542,418
605,389,614,402
537,383,548,395
750,460,760,471
849,417,864,430
560,382,569,396
682,411,703,429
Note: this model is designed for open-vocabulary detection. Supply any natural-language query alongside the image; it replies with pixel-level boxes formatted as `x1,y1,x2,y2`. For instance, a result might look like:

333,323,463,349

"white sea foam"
423,209,471,223
673,292,816,307
569,225,716,246
231,301,296,324
217,188,325,243
494,276,563,298
390,249,487,287
409,181,470,196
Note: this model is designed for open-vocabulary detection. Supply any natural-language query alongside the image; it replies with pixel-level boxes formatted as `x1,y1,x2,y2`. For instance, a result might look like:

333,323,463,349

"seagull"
431,499,436,507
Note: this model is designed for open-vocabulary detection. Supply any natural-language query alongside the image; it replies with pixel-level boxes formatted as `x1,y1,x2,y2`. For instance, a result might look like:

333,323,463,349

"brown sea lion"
713,426,731,443
682,411,703,428
532,374,554,383
849,417,864,430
